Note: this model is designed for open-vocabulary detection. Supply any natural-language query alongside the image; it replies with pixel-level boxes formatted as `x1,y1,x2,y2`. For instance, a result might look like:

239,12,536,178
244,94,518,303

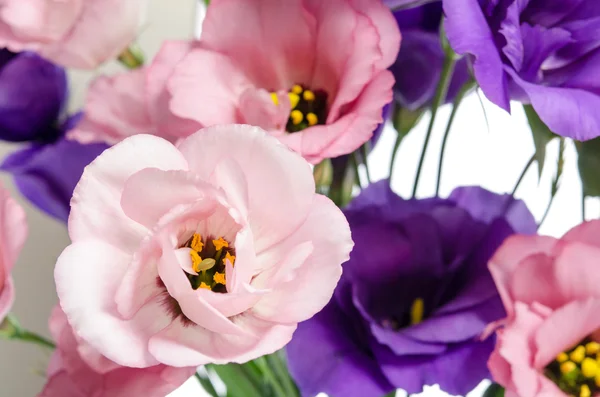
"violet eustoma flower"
444,0,600,140
1,114,109,222
287,181,537,396
0,184,27,323
55,125,353,368
0,0,144,69
39,306,195,397
488,220,600,397
0,50,66,142
390,2,470,110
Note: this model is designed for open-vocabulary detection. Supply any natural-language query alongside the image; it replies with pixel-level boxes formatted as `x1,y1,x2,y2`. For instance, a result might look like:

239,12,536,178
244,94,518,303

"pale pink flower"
0,0,144,69
55,125,353,367
39,306,195,397
166,0,400,164
487,220,600,397
0,183,27,323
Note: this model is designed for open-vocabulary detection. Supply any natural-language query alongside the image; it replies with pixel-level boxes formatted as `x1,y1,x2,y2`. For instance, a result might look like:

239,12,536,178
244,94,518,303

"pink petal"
534,298,600,368
168,48,253,126
69,69,154,145
562,220,600,249
552,242,600,302
201,0,317,89
55,241,172,368
68,135,188,253
0,277,15,322
212,157,249,222
0,185,27,274
175,248,198,276
508,253,565,310
252,195,353,323
239,87,290,131
178,125,315,253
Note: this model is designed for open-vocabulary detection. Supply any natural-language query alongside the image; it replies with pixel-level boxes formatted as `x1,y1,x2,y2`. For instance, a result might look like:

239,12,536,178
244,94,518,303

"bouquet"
0,0,599,396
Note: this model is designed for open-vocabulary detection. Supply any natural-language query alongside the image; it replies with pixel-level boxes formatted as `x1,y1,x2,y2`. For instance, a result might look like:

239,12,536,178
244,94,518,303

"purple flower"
444,0,600,140
286,181,537,397
0,50,67,142
390,2,471,110
1,114,108,222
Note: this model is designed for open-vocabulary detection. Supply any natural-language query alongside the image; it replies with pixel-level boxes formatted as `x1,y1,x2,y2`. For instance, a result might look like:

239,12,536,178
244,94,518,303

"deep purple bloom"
1,114,108,222
390,2,471,110
444,0,600,140
0,50,67,142
287,181,537,397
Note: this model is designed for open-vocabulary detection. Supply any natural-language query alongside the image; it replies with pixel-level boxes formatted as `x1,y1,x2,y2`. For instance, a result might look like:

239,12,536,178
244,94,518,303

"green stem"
511,153,535,197
117,45,145,69
582,189,587,222
539,139,565,230
360,143,372,184
411,52,457,198
389,104,403,181
266,353,299,397
255,357,287,397
0,315,55,349
351,153,363,189
16,330,55,349
435,80,472,196
195,371,219,397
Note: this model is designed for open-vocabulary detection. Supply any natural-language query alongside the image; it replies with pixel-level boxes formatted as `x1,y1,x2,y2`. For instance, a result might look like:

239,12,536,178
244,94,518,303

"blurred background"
0,0,596,396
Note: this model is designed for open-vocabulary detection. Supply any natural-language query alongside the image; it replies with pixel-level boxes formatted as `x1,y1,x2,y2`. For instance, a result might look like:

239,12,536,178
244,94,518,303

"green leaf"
208,363,264,397
523,104,557,179
194,372,219,397
482,383,505,397
576,137,600,197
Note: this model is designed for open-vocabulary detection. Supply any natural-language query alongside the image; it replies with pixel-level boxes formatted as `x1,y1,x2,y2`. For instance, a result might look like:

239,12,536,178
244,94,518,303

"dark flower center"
382,298,425,331
272,84,328,133
183,233,236,293
545,338,600,397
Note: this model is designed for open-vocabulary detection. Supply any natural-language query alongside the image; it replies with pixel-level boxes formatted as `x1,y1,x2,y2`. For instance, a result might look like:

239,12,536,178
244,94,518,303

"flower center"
545,338,600,397
271,84,328,133
382,298,425,331
184,233,235,293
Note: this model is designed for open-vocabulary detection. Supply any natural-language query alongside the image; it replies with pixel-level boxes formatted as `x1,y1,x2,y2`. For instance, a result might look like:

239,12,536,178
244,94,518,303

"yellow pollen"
288,93,300,109
556,352,569,363
410,298,424,325
292,85,303,94
270,92,279,106
580,384,591,397
582,357,599,378
571,345,586,363
587,342,600,355
190,233,204,252
199,282,211,290
303,90,315,101
224,252,236,266
560,361,577,375
213,237,229,251
291,110,304,125
306,112,318,126
190,250,202,273
213,272,226,285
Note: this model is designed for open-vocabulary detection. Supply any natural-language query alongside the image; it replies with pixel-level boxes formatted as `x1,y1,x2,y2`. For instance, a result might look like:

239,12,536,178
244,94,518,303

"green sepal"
523,104,557,179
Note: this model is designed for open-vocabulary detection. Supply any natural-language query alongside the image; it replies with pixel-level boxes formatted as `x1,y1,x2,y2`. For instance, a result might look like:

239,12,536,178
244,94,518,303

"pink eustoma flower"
55,125,353,367
487,220,600,397
0,183,27,323
0,0,144,69
39,306,195,397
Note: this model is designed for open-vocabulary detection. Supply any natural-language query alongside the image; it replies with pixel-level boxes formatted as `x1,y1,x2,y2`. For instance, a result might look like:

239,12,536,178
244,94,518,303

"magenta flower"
488,220,600,397
55,125,353,368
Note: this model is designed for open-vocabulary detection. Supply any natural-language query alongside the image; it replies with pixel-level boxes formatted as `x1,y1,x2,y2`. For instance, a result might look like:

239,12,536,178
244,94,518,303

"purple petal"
522,0,583,26
520,24,572,81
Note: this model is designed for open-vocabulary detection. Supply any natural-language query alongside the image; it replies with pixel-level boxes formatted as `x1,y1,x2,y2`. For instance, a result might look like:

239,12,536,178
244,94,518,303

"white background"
0,0,596,396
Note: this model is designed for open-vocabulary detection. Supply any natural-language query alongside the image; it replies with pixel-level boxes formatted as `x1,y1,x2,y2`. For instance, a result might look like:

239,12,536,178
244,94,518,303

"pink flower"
0,0,144,69
0,184,27,323
39,306,195,397
487,220,600,397
167,0,400,163
55,125,353,367
70,41,201,145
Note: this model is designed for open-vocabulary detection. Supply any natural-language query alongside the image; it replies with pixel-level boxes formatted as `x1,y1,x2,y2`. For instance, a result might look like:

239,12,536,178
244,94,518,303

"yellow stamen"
213,272,226,285
595,371,600,388
292,85,303,94
223,252,236,266
580,384,591,397
190,250,202,273
291,110,304,125
560,361,577,374
587,342,600,355
213,237,229,251
410,298,424,325
306,112,318,126
582,357,599,378
288,93,300,109
199,282,211,290
571,345,586,363
270,92,279,106
556,352,569,363
303,90,315,101
190,233,204,252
